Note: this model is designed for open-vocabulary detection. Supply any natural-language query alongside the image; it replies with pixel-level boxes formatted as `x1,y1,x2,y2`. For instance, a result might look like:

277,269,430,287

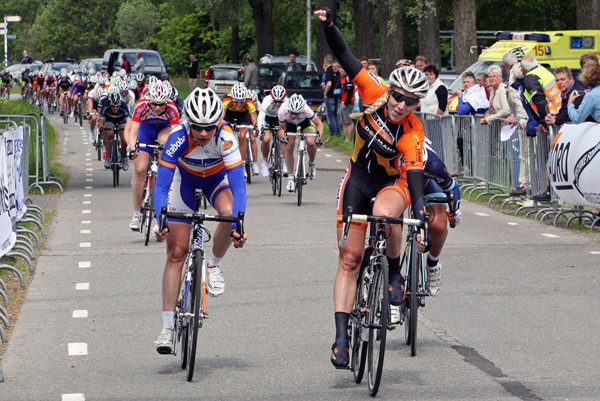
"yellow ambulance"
447,30,600,112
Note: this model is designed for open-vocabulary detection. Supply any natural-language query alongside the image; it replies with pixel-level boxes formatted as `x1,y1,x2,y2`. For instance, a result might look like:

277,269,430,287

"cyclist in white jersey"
257,85,288,176
277,94,324,192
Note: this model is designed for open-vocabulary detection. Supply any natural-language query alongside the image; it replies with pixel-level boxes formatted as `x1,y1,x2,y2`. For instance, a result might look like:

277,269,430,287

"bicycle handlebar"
424,191,457,228
159,207,245,238
338,206,425,248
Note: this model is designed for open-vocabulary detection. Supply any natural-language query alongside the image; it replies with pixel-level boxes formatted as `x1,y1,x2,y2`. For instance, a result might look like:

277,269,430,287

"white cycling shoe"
207,266,225,297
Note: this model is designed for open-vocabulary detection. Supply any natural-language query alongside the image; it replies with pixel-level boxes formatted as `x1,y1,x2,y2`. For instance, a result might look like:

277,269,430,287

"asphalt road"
2,113,599,401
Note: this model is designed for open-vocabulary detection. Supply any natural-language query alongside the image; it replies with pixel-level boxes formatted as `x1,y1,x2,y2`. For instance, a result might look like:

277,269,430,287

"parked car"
6,63,41,82
277,71,326,119
79,58,103,73
257,62,286,100
101,49,169,80
201,64,244,98
40,60,78,76
259,54,318,72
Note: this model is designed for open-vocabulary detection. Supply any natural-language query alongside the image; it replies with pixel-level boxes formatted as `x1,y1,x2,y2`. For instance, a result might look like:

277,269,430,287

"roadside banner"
0,134,16,257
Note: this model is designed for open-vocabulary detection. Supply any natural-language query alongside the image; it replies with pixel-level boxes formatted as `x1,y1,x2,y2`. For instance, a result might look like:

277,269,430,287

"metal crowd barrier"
0,118,46,362
415,112,599,229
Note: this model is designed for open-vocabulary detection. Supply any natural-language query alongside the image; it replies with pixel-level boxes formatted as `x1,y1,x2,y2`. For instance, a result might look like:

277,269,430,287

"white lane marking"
591,251,600,255
86,163,92,166
62,394,85,401
75,283,90,290
72,310,88,318
86,168,93,171
85,179,93,182
80,230,91,234
79,242,91,248
85,158,91,161
507,222,519,226
78,261,91,268
83,201,91,205
68,343,88,356
541,233,560,238
84,193,92,197
336,159,343,163
85,186,93,190
82,210,91,214
86,173,93,177
325,154,332,158
81,220,91,224
85,153,91,156
475,212,489,216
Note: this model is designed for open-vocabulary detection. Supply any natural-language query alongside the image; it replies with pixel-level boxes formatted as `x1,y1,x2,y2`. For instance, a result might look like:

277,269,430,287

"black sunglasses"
390,91,419,106
190,123,217,132
150,102,167,107
273,100,283,104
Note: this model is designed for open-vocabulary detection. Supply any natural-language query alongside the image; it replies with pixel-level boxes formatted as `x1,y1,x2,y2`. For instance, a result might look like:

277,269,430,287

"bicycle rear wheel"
179,256,192,369
186,251,204,382
351,262,369,384
96,132,102,161
269,145,277,196
78,101,83,127
367,257,389,397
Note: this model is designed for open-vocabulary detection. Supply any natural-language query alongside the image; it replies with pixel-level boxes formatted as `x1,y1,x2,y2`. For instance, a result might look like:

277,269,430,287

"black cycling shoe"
330,341,350,369
389,274,405,306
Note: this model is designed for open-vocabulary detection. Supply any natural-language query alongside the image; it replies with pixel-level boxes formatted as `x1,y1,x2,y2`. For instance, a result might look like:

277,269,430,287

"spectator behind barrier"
481,65,511,125
568,60,600,124
456,71,490,115
421,64,448,115
546,66,589,127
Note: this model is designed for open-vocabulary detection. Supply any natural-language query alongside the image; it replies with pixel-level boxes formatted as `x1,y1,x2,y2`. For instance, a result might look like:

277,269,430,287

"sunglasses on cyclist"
190,123,217,132
273,100,283,104
389,91,419,106
150,102,167,107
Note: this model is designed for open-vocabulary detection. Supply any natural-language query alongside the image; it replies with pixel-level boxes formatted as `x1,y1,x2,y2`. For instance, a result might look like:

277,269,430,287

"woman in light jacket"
420,64,448,115
481,65,511,125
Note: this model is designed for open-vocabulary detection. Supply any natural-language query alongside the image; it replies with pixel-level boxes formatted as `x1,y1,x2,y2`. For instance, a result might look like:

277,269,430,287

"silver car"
203,64,244,98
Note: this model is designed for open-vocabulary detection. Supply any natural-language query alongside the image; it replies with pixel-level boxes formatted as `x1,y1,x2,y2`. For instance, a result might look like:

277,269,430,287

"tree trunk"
379,0,403,77
576,0,600,29
418,0,440,68
353,0,375,59
248,0,275,60
231,24,240,63
316,0,337,71
453,0,477,72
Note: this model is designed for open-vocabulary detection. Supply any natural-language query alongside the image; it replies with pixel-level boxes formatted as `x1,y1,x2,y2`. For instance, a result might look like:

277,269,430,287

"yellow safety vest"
523,66,562,115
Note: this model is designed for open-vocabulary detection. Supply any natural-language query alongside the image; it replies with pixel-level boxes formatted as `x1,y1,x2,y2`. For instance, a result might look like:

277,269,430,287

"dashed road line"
78,261,91,268
84,193,92,197
75,283,90,290
82,210,91,214
590,251,600,255
85,178,93,182
81,220,91,224
62,394,85,401
541,233,560,238
68,343,88,356
83,201,91,205
80,230,91,234
475,212,489,216
72,310,88,318
507,222,519,226
85,186,93,190
79,242,91,248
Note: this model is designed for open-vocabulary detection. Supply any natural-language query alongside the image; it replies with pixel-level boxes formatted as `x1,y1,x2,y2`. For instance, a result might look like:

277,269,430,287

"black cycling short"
264,115,279,129
284,118,313,133
224,109,251,126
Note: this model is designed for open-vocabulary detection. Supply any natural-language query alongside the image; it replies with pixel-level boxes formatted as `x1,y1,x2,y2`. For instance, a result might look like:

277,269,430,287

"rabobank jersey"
278,101,315,125
131,98,179,126
155,120,246,221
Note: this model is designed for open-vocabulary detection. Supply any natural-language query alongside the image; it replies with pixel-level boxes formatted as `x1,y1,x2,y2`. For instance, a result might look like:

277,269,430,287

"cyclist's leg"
283,122,297,176
238,127,248,162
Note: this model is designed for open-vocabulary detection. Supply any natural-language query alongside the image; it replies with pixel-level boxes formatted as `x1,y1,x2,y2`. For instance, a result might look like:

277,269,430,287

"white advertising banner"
548,122,600,208
0,134,16,257
13,126,26,220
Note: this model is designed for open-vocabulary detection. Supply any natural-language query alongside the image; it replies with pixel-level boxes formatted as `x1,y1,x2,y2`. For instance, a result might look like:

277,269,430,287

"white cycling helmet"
288,94,306,113
147,80,170,104
98,75,108,86
118,68,127,77
248,89,259,104
108,92,122,106
147,75,158,85
170,87,179,102
230,82,247,101
107,84,120,94
115,78,129,92
135,72,145,82
128,80,138,90
88,68,96,76
270,85,286,101
184,88,223,125
89,74,98,84
388,67,429,99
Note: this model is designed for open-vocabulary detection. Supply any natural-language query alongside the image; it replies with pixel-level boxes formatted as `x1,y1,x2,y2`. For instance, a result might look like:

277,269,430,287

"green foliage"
116,0,159,48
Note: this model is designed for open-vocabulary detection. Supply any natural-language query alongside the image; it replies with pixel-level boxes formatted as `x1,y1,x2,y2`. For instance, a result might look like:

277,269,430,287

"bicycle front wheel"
367,256,389,397
143,175,155,246
407,237,421,357
111,141,119,187
296,152,304,206
186,251,204,382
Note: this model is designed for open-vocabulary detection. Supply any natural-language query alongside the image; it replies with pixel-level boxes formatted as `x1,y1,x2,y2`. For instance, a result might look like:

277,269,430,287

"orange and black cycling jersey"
222,96,257,113
350,69,424,178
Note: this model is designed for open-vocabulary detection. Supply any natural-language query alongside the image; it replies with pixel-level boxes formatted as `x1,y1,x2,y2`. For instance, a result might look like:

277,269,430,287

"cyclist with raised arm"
257,85,288,177
98,92,131,170
152,88,248,354
315,8,429,369
222,82,260,176
127,80,180,231
278,93,323,192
